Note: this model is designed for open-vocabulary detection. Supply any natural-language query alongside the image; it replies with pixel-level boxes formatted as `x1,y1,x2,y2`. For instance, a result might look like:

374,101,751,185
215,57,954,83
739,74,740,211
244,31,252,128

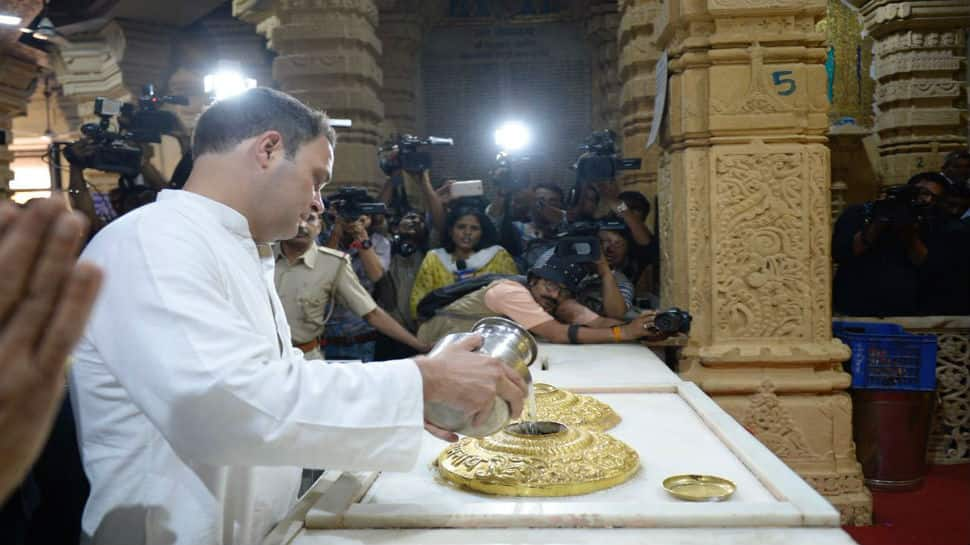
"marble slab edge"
290,528,861,545
305,501,803,529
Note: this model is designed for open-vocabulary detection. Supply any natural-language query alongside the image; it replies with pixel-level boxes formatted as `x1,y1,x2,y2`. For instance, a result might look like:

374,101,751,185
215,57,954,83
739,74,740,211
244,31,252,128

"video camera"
62,85,187,178
568,130,642,206
379,134,454,175
490,151,532,189
326,187,388,222
550,220,627,265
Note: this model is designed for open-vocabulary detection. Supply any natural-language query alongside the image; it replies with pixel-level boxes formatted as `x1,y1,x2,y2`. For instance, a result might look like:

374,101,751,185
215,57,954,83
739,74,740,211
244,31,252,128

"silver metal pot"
425,317,537,437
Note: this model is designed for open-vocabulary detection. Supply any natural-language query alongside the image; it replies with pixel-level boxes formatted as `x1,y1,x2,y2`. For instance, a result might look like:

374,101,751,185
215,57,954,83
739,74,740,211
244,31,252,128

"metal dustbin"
852,390,936,492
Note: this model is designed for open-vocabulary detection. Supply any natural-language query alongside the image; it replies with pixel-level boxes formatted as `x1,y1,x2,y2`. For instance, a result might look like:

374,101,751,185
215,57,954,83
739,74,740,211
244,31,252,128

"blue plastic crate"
834,327,937,391
833,321,905,337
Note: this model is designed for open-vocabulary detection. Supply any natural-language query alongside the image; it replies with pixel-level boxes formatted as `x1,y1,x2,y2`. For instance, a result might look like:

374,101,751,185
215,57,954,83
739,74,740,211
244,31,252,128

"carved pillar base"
709,382,873,525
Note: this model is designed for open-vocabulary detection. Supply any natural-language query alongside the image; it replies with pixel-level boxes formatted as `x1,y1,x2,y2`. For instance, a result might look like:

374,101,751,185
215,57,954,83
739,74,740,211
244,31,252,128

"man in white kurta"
69,88,526,545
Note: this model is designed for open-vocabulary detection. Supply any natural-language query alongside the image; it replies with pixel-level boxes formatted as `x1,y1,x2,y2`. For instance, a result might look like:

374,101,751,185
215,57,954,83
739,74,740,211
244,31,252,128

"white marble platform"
268,345,857,545
530,343,680,392
300,383,837,531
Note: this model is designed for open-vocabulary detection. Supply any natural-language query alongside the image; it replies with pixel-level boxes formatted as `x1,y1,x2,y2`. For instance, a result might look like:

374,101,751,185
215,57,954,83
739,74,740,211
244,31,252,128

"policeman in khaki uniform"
274,208,428,361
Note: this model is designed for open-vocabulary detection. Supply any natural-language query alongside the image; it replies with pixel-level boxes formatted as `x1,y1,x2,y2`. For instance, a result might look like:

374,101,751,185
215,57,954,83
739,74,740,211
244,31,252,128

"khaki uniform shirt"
274,243,377,358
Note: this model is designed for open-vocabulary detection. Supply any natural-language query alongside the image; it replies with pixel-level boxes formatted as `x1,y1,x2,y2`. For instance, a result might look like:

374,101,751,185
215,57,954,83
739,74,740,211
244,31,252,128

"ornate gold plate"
437,421,639,497
662,474,736,502
519,383,621,431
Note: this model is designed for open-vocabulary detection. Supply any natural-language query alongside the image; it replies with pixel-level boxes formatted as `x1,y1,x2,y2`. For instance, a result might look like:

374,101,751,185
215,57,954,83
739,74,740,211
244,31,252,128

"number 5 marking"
771,70,796,96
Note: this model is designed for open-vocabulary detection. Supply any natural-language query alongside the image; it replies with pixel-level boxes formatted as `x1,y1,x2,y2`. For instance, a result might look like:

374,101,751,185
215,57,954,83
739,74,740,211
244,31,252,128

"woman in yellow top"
410,206,518,319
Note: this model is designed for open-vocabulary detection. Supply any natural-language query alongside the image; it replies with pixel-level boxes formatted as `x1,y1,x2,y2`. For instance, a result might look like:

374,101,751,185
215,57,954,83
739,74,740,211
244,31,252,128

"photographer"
373,210,430,342
322,190,392,361
833,172,953,316
415,253,667,346
577,224,637,319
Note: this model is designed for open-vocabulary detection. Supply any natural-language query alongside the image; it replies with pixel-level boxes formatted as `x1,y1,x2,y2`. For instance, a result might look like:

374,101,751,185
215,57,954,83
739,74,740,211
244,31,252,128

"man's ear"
254,130,284,168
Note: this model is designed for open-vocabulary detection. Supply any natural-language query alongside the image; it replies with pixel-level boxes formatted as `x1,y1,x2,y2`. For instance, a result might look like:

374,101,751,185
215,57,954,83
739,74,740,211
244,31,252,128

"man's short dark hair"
192,87,336,159
906,171,952,192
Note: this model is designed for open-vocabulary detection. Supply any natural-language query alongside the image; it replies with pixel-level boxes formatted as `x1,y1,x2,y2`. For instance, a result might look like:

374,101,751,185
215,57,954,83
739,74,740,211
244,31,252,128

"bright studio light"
203,70,257,101
494,121,531,152
0,14,22,26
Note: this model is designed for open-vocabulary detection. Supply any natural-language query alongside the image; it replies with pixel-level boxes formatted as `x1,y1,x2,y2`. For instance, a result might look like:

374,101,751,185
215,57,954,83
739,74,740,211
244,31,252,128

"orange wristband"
611,326,623,342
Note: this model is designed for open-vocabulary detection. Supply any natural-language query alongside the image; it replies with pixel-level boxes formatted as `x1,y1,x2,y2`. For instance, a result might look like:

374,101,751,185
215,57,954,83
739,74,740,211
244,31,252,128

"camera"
490,151,532,189
326,187,387,222
568,130,642,206
550,220,626,265
62,85,187,178
379,134,454,175
121,84,189,144
865,184,932,225
653,307,692,335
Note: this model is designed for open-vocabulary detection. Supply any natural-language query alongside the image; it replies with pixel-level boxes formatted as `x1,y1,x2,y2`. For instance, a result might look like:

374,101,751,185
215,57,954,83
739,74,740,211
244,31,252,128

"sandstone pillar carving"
586,0,621,135
860,0,969,185
617,0,661,216
0,51,41,199
50,19,176,130
656,0,871,524
236,0,385,191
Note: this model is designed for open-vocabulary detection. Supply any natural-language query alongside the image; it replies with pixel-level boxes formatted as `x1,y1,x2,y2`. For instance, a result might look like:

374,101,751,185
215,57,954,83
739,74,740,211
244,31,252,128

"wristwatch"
353,238,373,250
614,201,629,215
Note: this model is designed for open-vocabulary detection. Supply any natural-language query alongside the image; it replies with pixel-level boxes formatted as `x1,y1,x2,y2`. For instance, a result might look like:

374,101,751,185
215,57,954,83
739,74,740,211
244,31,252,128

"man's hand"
414,334,528,440
622,311,668,342
0,199,103,503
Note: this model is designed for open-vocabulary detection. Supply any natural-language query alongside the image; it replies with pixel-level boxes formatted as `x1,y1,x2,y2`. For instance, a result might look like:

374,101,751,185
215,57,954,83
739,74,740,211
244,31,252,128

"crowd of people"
1,88,668,545
3,84,968,545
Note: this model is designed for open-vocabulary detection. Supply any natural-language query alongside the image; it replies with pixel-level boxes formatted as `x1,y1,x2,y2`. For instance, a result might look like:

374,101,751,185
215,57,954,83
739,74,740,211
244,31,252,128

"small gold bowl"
662,474,736,502
437,421,639,497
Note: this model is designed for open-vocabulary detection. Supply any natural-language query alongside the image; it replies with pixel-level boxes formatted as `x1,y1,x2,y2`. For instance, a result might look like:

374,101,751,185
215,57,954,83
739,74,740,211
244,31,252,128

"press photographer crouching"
833,171,970,316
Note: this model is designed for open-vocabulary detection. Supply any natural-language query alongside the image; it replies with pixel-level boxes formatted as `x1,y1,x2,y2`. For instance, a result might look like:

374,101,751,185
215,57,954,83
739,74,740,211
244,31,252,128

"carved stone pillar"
617,0,661,213
0,51,41,199
378,10,423,137
587,0,621,134
656,0,871,524
236,0,385,191
860,0,970,185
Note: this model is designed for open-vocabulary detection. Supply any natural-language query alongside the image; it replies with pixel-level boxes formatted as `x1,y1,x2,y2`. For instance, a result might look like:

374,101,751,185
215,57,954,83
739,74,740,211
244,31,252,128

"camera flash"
494,121,531,152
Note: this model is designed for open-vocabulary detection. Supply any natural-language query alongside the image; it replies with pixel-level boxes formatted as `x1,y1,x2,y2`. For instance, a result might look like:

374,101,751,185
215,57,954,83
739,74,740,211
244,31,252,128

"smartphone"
450,180,484,198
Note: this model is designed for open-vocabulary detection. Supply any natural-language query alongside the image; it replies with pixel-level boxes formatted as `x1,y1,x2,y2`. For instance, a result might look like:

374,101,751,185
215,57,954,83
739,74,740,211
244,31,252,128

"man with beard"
416,253,664,345
274,208,429,361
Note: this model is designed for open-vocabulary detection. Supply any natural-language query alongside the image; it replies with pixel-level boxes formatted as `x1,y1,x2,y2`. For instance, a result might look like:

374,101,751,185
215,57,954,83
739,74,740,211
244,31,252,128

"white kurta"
70,190,425,545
